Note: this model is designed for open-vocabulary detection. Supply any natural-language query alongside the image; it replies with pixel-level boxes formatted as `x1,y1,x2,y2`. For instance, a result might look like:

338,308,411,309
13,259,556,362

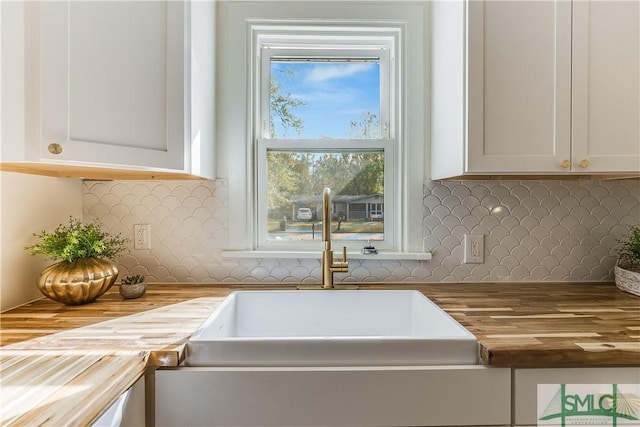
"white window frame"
218,2,428,258
254,28,399,252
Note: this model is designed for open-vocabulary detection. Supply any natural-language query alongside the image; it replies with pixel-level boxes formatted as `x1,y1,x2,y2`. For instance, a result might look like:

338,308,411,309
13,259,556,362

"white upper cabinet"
572,1,640,173
466,1,572,174
431,0,640,179
41,1,186,170
1,1,215,179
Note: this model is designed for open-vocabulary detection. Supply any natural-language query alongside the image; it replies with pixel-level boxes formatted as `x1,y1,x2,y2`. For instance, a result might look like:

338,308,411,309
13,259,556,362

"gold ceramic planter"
37,258,119,305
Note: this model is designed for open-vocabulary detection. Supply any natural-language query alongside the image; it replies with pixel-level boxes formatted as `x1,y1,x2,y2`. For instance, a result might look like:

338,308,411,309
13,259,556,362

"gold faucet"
321,188,349,288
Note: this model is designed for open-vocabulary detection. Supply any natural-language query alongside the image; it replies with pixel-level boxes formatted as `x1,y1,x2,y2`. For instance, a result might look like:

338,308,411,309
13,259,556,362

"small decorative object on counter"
119,274,147,299
615,225,640,297
25,217,128,305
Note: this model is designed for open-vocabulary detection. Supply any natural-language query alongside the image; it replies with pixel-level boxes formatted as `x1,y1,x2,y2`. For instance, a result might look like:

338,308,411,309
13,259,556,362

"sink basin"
186,290,478,367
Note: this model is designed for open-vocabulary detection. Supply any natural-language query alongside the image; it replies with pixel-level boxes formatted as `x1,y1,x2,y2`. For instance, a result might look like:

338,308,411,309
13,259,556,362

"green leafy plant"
25,217,129,262
121,274,145,285
617,225,640,270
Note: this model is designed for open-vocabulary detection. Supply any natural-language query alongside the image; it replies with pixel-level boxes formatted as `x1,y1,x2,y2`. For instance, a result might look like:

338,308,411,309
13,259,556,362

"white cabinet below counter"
1,1,215,180
91,376,145,427
431,0,640,179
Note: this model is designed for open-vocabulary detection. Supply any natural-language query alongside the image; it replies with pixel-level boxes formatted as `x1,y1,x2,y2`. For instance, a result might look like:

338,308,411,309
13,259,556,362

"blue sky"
271,61,380,139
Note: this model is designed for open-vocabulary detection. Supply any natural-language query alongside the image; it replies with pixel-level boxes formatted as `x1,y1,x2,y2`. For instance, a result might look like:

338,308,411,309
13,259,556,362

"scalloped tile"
82,179,639,284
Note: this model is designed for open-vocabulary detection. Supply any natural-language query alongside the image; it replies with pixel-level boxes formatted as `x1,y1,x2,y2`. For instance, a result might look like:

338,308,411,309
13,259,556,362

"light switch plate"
463,234,483,264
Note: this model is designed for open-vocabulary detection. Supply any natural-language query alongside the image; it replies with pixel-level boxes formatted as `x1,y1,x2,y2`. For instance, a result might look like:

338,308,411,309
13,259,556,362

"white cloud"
295,87,358,104
304,63,375,84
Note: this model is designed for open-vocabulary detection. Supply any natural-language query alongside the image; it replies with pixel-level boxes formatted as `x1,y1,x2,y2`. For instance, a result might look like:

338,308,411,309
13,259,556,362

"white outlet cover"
463,234,483,264
133,224,151,250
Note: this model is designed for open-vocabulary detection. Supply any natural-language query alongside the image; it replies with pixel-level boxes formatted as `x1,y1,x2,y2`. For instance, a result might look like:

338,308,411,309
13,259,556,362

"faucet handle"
333,246,348,273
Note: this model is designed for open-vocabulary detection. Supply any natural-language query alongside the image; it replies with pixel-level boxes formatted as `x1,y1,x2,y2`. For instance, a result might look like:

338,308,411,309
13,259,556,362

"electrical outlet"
463,234,483,264
133,224,151,250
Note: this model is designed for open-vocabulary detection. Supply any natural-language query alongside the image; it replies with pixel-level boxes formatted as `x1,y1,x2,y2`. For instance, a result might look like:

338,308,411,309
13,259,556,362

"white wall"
0,172,82,311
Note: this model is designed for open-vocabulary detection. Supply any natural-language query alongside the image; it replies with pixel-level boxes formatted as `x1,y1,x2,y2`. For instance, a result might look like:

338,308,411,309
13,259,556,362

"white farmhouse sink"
186,290,478,367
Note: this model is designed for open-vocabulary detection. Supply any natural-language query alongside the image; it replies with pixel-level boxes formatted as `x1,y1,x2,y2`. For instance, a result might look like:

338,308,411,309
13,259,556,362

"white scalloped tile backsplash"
83,179,639,283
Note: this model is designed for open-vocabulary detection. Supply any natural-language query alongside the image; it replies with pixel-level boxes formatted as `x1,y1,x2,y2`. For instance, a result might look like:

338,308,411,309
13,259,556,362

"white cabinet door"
467,0,572,174
41,1,186,170
92,375,145,427
431,0,639,179
572,1,640,173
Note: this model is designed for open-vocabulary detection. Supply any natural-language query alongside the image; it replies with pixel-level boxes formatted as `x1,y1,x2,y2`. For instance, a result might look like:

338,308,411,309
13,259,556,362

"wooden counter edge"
147,345,186,367
481,345,640,368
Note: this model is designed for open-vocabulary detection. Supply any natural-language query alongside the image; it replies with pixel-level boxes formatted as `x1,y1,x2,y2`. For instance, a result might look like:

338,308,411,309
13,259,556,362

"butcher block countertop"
1,282,638,426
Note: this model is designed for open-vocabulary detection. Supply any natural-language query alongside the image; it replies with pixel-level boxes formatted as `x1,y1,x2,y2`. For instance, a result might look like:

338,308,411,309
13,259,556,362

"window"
220,3,427,257
255,28,398,251
370,203,384,220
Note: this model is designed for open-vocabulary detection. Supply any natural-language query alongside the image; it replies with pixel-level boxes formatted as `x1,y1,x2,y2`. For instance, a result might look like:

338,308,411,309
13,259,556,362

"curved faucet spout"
321,187,348,288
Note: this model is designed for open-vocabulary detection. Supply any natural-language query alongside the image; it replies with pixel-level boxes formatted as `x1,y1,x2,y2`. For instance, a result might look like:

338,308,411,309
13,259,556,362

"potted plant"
615,225,640,297
25,217,128,305
119,274,147,299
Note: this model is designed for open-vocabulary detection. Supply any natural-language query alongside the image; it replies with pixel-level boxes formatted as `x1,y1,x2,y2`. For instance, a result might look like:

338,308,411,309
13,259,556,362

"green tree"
349,111,381,139
307,152,383,197
270,69,306,138
267,68,308,217
267,152,313,218
339,153,384,195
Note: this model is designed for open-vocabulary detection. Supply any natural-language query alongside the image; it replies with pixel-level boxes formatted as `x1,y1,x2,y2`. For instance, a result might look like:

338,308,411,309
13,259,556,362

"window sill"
221,250,431,261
